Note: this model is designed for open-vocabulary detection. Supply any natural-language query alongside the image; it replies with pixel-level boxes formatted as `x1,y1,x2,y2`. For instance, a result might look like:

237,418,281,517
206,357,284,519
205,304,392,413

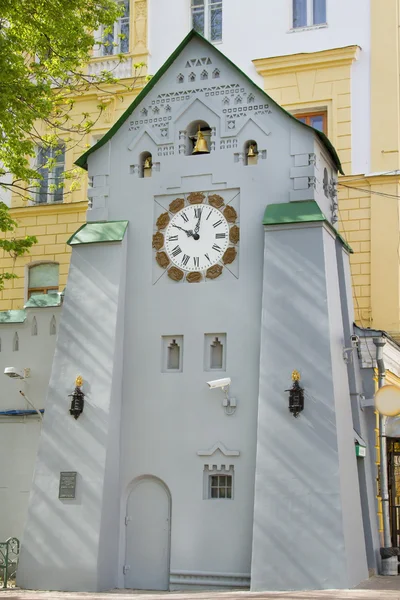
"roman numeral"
193,257,199,268
213,220,222,228
205,253,211,262
172,245,182,257
168,235,178,241
206,210,212,220
215,233,226,239
181,212,189,223
212,244,221,252
182,254,190,266
194,207,202,218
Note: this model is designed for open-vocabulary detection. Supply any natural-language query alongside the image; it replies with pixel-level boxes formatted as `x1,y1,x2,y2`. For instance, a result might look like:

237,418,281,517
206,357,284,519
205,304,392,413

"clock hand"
172,224,195,238
194,210,202,234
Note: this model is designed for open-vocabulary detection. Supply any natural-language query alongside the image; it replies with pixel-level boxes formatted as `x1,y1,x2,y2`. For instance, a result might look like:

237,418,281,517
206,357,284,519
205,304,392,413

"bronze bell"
192,129,209,154
143,156,152,177
247,144,257,157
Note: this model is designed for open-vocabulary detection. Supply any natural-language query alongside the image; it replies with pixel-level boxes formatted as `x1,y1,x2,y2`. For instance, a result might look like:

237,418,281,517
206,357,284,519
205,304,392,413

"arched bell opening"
139,151,153,178
244,140,258,166
186,120,211,156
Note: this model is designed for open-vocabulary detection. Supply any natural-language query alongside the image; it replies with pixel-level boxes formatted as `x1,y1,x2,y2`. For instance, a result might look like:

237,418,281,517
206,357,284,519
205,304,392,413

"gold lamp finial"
192,126,209,154
75,375,83,388
292,370,301,382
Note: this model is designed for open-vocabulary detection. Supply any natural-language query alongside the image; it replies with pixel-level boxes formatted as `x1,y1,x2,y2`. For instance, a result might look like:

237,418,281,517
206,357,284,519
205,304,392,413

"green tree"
0,0,145,283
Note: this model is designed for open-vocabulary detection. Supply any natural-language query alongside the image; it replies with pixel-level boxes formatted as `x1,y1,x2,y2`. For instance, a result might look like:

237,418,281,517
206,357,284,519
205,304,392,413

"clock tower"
17,31,369,593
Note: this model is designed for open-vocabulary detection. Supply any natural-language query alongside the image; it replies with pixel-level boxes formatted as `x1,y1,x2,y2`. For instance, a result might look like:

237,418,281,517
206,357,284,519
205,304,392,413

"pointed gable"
75,30,342,174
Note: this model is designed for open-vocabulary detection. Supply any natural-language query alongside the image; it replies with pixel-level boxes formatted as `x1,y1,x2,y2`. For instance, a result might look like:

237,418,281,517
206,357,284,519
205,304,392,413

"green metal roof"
24,293,62,308
67,221,129,245
263,200,353,253
0,310,26,323
75,30,343,175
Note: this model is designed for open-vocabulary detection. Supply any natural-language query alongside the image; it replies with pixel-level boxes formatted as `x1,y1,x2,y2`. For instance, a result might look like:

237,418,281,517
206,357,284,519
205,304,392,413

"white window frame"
191,0,223,43
291,0,327,30
94,1,130,58
203,465,234,499
36,144,65,204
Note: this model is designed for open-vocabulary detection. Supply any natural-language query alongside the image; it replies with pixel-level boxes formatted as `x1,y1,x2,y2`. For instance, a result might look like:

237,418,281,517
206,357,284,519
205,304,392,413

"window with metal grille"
191,0,222,43
36,144,65,204
209,474,232,498
292,0,326,28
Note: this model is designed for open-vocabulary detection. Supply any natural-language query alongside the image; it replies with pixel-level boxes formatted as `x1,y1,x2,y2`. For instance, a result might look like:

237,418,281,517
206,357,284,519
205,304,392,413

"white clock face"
165,205,229,272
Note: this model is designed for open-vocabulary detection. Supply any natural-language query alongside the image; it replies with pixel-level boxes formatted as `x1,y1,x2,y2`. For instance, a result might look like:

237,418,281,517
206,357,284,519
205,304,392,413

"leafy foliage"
0,0,143,197
0,202,36,289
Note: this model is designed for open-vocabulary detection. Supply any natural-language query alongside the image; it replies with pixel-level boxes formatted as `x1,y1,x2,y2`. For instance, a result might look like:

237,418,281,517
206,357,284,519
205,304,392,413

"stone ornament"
229,225,240,244
208,194,224,208
223,205,237,223
156,251,170,269
152,232,164,250
187,192,205,204
156,212,170,230
169,198,185,213
168,266,184,281
206,265,223,280
222,247,236,265
186,272,202,283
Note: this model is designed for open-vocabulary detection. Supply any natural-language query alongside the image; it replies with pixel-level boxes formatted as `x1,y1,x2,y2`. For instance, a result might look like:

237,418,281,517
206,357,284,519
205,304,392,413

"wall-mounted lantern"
69,375,85,420
286,370,304,418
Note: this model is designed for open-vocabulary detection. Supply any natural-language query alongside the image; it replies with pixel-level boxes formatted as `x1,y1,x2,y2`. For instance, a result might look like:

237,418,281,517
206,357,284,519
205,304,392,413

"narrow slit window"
162,335,183,372
168,340,180,370
204,333,226,371
31,317,38,336
13,332,19,352
210,337,223,369
50,315,57,336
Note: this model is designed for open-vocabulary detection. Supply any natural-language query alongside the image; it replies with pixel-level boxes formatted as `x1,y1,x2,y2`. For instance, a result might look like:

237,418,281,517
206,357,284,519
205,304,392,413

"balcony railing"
88,56,133,80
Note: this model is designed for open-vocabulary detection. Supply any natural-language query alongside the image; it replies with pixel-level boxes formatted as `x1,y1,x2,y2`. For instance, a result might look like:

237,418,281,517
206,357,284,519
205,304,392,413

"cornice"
10,201,88,218
253,45,360,77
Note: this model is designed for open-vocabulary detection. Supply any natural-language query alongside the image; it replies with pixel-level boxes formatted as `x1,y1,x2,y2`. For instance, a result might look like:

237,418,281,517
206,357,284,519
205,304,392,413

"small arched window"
139,151,152,178
28,263,59,298
186,120,212,156
244,140,258,166
323,168,329,197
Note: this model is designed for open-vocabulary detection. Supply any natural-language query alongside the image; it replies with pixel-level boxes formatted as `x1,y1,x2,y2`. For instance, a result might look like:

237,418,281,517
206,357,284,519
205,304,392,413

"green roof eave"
67,220,129,245
0,310,26,324
263,200,353,253
75,30,343,175
24,293,63,308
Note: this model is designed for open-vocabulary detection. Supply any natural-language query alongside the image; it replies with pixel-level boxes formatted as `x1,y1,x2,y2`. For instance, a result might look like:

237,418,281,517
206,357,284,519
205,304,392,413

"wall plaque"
59,471,77,499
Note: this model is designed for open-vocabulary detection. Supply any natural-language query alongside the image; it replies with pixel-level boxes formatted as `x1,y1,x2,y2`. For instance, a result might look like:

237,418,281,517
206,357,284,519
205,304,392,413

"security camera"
207,377,231,390
351,334,360,347
4,367,25,380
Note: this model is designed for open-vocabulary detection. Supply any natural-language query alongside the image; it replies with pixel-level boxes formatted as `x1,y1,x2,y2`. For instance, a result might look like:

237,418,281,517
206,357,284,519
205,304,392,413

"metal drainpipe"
373,336,391,548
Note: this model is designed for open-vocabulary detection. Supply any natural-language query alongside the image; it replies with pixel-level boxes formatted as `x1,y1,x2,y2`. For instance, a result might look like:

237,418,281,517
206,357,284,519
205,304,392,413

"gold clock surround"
152,191,239,283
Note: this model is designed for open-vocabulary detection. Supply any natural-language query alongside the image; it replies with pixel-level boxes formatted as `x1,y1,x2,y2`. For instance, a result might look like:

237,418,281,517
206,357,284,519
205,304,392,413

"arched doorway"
125,476,171,590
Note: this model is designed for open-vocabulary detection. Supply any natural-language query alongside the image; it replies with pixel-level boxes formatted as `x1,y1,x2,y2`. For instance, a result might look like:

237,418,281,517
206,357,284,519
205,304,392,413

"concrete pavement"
2,578,400,600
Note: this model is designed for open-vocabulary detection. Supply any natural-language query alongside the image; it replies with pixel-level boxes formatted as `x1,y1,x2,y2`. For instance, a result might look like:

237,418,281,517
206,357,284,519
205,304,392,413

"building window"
162,335,183,372
36,144,65,204
295,110,327,134
191,0,222,43
292,0,326,28
204,333,226,371
203,465,234,499
99,0,130,56
28,263,59,298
